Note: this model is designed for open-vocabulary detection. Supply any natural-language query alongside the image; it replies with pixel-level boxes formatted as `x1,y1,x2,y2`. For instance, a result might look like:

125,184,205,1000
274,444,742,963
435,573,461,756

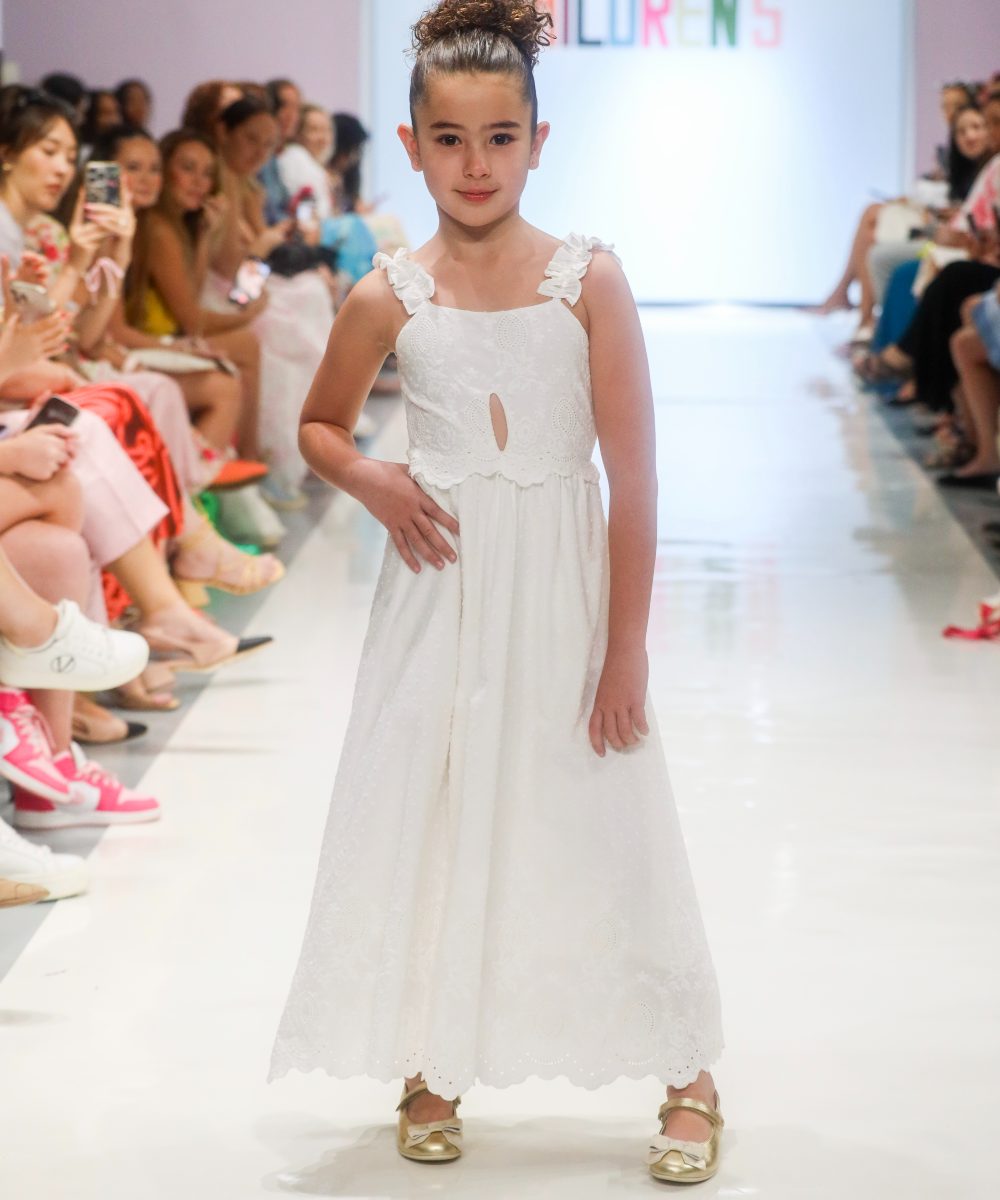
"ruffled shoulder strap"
373,248,435,315
537,233,621,307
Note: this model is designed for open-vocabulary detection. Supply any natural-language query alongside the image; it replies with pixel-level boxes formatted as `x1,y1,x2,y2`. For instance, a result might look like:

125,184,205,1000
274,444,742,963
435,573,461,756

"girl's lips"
459,190,496,203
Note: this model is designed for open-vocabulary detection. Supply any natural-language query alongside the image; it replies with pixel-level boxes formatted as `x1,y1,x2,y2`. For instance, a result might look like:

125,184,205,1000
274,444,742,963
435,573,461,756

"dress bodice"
373,234,618,489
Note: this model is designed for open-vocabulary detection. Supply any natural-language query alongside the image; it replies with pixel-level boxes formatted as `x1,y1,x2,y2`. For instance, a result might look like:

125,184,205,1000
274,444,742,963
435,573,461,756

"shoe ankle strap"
396,1082,462,1112
657,1094,723,1130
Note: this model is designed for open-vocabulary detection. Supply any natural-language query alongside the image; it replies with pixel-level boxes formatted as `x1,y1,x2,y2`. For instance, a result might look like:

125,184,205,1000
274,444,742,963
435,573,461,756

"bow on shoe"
646,1134,709,1170
403,1119,463,1150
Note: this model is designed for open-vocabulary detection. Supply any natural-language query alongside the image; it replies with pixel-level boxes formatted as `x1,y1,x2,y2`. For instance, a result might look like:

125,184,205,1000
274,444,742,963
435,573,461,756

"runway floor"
1,309,998,1198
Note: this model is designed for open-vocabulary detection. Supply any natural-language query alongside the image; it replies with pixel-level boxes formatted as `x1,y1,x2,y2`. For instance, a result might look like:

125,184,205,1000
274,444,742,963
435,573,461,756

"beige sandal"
171,516,285,608
396,1081,463,1163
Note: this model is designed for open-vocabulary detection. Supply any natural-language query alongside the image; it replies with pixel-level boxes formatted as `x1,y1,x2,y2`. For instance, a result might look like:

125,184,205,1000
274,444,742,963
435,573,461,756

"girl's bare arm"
300,272,460,572
583,252,658,756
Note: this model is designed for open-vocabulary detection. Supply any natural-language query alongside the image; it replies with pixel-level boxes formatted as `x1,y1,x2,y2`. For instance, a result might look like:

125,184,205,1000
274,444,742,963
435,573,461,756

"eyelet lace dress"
269,234,723,1099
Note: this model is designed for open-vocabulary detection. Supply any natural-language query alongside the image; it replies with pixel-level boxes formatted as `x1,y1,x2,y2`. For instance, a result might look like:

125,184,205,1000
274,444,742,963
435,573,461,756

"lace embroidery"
537,232,621,307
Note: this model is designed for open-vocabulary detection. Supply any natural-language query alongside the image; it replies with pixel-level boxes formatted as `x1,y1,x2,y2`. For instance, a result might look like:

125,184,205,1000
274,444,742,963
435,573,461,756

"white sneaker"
215,484,287,549
0,600,150,692
0,815,88,901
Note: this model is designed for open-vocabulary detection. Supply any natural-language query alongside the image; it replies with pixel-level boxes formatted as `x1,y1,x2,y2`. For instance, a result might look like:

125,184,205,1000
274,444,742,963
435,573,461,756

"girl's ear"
528,121,550,170
397,124,422,172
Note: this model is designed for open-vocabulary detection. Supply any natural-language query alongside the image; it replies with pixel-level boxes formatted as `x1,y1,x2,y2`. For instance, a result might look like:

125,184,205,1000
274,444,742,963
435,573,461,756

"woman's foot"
171,516,284,607
813,288,853,315
137,604,272,673
661,1071,719,1142
72,695,147,745
108,663,179,712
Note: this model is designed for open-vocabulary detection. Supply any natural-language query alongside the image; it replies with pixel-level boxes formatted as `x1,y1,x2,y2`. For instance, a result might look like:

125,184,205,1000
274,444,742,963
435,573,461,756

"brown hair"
181,81,237,144
409,1,553,131
0,85,77,165
124,128,217,328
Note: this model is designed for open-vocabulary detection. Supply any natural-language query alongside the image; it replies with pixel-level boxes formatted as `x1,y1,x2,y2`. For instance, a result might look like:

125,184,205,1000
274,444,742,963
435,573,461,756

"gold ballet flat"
647,1090,724,1184
396,1080,463,1162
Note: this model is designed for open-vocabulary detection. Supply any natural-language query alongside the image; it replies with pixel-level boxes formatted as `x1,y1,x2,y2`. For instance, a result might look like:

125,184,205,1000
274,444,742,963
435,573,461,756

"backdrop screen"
370,0,909,304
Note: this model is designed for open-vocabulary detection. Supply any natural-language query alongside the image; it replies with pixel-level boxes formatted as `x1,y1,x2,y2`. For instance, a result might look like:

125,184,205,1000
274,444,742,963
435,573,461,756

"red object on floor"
942,600,1000,642
208,459,270,491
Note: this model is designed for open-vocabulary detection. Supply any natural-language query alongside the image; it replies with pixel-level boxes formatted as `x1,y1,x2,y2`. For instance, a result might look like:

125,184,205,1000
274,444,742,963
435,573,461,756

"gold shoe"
395,1081,463,1162
647,1090,723,1184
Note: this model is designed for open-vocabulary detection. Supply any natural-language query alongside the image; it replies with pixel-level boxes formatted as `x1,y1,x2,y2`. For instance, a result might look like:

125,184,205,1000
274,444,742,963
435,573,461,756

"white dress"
269,235,723,1099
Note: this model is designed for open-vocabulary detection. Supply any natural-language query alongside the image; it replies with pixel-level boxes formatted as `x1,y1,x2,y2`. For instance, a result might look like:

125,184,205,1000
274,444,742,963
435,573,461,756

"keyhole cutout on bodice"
489,393,508,451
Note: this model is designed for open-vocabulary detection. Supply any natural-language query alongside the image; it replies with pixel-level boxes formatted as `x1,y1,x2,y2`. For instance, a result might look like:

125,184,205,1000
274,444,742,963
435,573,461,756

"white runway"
1,309,998,1198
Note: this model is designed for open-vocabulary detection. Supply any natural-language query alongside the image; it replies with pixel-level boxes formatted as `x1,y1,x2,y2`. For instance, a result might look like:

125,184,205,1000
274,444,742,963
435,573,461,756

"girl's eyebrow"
428,120,522,131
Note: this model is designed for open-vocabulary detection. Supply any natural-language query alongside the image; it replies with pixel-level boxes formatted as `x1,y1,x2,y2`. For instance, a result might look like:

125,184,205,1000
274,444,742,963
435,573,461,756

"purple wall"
914,0,1000,172
3,1,363,134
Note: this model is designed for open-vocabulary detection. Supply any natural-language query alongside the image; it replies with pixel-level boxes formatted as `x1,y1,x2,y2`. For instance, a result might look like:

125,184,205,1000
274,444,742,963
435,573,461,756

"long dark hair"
948,104,991,203
0,85,76,164
408,0,553,132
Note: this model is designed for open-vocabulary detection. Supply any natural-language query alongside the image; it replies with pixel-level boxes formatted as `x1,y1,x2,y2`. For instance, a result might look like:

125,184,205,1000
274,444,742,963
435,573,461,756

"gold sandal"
395,1081,463,1163
647,1090,724,1184
171,516,285,608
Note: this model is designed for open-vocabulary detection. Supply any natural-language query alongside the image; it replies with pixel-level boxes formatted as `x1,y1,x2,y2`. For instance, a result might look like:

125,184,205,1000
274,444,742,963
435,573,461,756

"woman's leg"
819,203,881,312
177,370,242,453
899,262,1000,410
0,520,92,755
0,468,83,539
950,326,1000,475
0,548,58,648
203,328,262,460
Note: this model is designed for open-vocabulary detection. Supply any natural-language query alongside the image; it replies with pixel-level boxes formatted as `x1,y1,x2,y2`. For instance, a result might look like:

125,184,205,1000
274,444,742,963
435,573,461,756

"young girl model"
270,0,724,1184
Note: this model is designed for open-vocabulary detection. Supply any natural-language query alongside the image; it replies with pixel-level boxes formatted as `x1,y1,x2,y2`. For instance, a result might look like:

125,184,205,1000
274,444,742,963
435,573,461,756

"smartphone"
296,196,318,225
228,257,271,307
10,281,56,325
84,160,121,208
25,395,80,430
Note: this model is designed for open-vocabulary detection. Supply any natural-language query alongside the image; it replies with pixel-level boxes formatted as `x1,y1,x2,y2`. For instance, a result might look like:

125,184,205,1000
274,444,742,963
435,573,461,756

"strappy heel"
395,1081,463,1162
647,1090,724,1184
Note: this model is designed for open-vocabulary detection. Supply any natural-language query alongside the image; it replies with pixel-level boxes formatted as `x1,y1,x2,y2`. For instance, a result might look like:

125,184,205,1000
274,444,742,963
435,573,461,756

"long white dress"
269,235,723,1099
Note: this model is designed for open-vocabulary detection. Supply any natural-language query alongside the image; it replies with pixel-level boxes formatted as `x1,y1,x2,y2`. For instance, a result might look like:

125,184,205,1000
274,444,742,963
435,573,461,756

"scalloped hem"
410,465,601,491
267,1043,724,1097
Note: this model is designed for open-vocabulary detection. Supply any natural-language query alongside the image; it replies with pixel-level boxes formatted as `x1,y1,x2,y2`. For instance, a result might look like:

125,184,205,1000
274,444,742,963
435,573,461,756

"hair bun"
413,1,554,65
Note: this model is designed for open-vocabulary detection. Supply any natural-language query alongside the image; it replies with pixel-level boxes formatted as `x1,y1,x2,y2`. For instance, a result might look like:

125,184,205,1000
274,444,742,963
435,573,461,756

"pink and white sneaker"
0,688,73,804
12,743,161,830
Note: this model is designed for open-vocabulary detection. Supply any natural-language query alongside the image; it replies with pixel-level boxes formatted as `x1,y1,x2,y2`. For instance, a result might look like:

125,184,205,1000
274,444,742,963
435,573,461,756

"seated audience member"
330,112,369,214
79,89,121,157
261,79,302,224
942,281,1000,484
820,85,989,337
208,95,341,506
864,91,1000,416
38,72,87,124
0,424,161,829
278,103,335,220
181,80,243,145
114,78,152,130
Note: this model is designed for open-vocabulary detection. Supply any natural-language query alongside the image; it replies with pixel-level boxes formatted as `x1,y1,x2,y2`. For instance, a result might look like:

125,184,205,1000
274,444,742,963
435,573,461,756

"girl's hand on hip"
588,647,650,757
358,460,459,573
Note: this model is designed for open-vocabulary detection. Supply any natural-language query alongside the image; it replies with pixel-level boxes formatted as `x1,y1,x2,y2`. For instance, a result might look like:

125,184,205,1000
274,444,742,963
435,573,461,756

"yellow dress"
139,284,180,338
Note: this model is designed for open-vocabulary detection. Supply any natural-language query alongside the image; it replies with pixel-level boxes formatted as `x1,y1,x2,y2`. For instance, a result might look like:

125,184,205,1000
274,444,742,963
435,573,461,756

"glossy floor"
1,309,998,1198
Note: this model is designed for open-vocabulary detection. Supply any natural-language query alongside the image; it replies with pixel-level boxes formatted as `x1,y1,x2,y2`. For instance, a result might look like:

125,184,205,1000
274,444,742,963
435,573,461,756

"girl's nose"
463,153,490,178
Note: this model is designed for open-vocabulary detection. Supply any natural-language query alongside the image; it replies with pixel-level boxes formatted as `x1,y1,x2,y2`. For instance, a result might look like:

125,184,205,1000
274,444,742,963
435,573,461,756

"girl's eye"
491,134,513,145
437,135,460,146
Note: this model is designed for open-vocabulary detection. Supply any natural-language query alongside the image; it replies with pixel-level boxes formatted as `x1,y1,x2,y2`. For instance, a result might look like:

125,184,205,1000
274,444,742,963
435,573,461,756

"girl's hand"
67,191,106,273
356,460,460,573
252,219,293,259
0,425,77,481
588,646,650,757
0,257,71,376
13,251,50,289
201,193,229,235
85,178,137,264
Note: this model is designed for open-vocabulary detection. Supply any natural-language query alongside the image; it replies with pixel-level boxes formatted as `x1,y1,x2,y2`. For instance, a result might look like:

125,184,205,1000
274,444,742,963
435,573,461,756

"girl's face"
116,136,162,209
941,87,969,127
2,117,77,213
399,72,549,229
121,84,151,128
94,93,121,134
301,110,333,163
985,101,1000,155
221,112,278,176
167,140,216,212
954,109,988,161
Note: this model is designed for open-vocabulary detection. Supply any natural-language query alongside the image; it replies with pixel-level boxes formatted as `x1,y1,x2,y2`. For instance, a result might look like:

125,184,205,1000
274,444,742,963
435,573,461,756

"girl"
270,1,724,1186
